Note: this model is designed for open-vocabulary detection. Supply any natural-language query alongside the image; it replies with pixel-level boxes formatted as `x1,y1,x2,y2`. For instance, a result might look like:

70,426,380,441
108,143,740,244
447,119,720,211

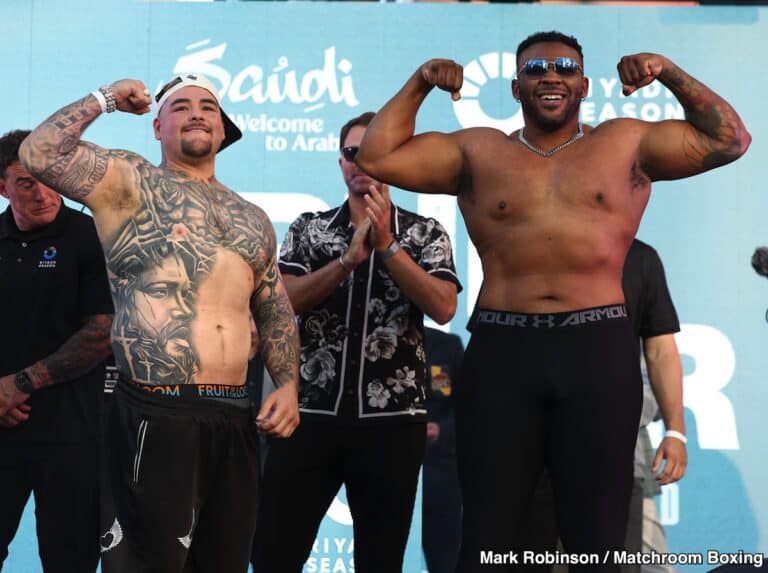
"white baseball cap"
155,73,242,152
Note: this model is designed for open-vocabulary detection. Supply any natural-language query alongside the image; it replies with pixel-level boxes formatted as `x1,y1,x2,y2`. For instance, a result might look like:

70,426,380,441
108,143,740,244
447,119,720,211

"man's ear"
153,116,162,141
581,76,590,100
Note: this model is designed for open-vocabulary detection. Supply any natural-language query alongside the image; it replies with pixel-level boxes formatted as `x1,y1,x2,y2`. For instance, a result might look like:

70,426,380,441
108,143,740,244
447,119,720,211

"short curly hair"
0,129,31,180
517,31,584,62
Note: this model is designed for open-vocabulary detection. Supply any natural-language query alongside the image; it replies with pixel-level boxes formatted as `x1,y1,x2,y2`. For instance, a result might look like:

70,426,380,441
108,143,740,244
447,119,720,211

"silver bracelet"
664,430,687,444
98,85,117,113
378,239,400,261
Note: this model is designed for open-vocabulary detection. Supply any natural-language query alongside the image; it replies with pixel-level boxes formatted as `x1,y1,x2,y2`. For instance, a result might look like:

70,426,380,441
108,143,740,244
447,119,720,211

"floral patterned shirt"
279,201,461,423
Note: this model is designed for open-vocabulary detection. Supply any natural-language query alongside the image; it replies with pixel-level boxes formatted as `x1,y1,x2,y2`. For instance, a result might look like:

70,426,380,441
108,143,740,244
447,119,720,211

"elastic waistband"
121,377,250,409
476,304,628,329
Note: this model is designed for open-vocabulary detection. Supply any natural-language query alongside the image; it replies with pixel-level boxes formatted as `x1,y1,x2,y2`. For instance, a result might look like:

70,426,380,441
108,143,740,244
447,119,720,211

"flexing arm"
356,59,465,195
618,53,750,180
284,219,372,313
365,185,457,324
643,333,687,485
250,215,300,438
0,314,113,419
19,80,152,211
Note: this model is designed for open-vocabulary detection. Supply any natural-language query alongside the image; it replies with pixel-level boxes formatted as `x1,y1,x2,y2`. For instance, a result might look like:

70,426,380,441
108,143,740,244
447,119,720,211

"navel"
498,201,507,210
595,192,605,203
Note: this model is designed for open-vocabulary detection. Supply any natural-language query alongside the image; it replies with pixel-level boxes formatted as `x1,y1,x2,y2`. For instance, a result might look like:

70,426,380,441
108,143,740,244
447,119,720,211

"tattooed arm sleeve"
251,210,300,390
25,314,113,390
638,55,751,180
19,94,111,207
19,80,150,209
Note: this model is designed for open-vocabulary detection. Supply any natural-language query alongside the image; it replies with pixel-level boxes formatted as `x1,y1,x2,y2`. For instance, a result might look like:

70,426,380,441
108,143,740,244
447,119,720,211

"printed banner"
1,2,766,571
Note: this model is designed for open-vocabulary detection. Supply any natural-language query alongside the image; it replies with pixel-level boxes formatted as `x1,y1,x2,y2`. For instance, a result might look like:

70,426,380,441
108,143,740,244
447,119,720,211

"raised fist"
419,59,463,101
617,53,667,96
109,79,153,115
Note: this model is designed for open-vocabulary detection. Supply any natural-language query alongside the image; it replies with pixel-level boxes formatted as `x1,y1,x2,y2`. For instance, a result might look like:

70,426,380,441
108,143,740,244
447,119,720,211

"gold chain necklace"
518,123,584,157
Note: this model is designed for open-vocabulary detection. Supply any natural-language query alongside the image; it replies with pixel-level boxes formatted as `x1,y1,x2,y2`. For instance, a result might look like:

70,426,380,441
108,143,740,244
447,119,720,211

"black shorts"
100,380,260,573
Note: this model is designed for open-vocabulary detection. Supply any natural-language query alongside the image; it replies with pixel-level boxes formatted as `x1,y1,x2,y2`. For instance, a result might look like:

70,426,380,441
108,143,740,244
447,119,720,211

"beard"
520,94,581,132
115,320,199,385
142,326,197,384
181,137,215,158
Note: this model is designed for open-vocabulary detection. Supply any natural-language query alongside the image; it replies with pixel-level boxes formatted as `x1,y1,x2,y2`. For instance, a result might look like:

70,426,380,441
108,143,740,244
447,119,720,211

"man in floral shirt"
253,112,461,572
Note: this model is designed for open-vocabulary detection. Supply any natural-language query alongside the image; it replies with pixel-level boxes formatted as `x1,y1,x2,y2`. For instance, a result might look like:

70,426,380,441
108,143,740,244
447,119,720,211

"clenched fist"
617,53,668,96
419,59,463,101
107,79,153,115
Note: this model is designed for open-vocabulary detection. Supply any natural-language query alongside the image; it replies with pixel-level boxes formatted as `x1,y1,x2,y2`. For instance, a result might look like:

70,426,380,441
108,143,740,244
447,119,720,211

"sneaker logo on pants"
100,518,124,553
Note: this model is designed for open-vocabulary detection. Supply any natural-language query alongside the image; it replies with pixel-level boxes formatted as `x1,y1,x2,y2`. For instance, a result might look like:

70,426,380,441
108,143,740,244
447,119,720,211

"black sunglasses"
518,58,583,77
341,146,359,162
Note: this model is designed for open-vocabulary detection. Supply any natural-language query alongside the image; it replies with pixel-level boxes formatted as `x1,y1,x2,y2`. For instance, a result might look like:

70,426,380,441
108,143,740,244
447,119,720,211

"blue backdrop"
1,1,766,571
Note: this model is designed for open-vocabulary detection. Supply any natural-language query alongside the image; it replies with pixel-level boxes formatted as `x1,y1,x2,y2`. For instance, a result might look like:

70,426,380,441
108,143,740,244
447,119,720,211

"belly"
191,249,255,385
192,311,252,385
471,214,631,312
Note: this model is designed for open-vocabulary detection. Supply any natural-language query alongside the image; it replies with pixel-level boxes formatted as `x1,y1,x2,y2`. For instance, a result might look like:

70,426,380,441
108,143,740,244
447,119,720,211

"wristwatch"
378,239,401,261
14,370,35,394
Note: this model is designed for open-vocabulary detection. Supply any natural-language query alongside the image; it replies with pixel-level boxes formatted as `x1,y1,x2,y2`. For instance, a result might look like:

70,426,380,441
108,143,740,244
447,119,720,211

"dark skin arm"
618,53,751,181
356,59,466,195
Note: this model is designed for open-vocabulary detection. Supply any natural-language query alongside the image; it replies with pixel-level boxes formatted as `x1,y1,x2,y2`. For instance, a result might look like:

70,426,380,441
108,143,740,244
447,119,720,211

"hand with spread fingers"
363,184,393,251
617,53,667,96
653,435,687,485
419,59,463,101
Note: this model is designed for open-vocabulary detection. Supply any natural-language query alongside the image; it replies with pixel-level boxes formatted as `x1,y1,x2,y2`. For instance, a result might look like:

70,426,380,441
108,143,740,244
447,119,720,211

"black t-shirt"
424,327,463,425
621,239,680,341
424,327,464,461
0,204,113,443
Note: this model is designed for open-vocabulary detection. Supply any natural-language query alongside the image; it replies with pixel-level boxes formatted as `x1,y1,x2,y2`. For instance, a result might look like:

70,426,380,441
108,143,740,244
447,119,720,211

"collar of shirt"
0,203,69,241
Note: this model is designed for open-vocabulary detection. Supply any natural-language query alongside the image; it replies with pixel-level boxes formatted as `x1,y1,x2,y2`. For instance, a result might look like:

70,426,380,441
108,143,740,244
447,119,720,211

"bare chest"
105,181,262,279
459,139,651,226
